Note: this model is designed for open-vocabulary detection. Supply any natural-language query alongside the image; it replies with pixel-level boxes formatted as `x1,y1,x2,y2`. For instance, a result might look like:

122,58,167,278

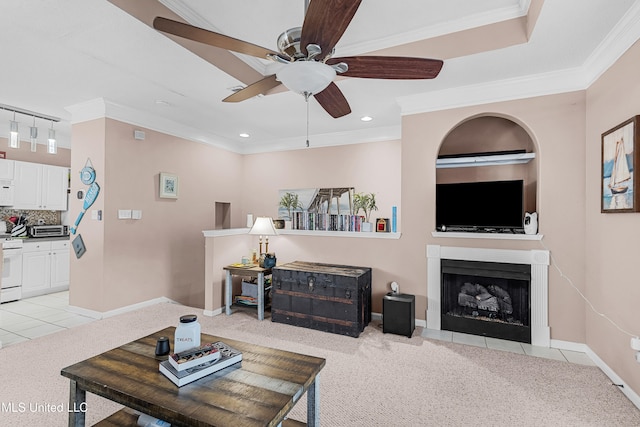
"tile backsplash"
0,208,61,232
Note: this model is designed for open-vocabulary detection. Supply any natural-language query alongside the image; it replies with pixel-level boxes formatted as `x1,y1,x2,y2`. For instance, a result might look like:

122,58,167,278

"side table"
223,265,272,321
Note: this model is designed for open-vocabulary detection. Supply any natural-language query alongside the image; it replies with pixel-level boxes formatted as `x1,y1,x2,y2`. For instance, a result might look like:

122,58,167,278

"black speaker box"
383,292,415,338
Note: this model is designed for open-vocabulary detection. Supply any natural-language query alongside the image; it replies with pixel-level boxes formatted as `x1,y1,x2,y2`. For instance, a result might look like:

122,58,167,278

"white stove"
1,235,24,303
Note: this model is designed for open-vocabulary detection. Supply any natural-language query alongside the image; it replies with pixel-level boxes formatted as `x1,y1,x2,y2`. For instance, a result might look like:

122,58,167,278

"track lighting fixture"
0,103,60,153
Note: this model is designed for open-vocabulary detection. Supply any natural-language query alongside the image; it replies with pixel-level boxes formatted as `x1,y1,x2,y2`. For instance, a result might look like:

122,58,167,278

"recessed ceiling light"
360,116,373,122
239,133,250,138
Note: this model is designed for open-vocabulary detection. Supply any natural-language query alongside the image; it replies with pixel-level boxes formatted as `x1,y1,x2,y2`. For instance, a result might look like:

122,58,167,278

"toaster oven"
28,225,69,238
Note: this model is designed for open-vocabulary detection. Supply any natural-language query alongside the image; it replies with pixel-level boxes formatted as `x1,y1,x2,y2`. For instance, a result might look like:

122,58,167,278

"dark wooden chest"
271,261,372,337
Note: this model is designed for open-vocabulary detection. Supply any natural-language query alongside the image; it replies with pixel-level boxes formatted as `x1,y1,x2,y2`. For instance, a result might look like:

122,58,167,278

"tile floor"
0,291,95,349
422,328,596,366
0,293,595,367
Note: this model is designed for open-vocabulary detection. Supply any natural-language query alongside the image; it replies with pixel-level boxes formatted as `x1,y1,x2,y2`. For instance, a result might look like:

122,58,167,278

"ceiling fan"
153,0,443,118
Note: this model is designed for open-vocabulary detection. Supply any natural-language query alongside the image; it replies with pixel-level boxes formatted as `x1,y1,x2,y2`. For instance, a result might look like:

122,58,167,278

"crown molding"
239,125,401,155
581,0,640,87
339,2,529,57
65,98,400,155
397,1,640,116
397,66,588,116
65,98,240,153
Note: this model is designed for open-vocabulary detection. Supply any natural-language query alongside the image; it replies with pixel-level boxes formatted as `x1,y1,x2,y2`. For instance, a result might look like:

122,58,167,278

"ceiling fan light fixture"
276,61,336,96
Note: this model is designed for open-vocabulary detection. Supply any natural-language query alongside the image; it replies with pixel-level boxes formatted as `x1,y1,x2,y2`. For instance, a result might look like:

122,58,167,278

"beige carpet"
1,301,639,426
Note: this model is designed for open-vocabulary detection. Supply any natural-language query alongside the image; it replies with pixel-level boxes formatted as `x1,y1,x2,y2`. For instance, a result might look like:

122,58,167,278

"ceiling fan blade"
327,56,444,79
153,17,288,61
314,82,351,118
222,75,283,102
300,0,362,57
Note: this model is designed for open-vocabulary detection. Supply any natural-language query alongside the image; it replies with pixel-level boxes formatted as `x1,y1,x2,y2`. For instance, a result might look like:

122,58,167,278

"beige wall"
585,39,640,393
239,140,405,314
70,118,245,311
69,119,106,310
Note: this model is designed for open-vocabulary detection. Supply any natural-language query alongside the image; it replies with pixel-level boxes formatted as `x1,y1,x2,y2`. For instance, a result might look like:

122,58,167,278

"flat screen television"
436,179,524,232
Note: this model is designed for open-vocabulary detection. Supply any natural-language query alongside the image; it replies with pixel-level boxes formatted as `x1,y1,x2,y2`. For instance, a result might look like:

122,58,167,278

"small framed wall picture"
159,172,179,199
601,116,640,213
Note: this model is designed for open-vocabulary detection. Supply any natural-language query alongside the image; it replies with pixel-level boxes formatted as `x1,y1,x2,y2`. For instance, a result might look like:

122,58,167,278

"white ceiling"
0,0,638,154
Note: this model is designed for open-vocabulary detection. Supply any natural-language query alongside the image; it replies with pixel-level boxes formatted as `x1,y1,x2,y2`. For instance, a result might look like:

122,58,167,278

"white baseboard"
585,346,640,410
203,307,223,317
550,339,589,352
67,296,177,320
551,339,639,410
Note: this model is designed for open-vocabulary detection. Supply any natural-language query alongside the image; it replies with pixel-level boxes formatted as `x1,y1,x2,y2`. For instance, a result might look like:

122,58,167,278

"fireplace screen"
441,259,531,343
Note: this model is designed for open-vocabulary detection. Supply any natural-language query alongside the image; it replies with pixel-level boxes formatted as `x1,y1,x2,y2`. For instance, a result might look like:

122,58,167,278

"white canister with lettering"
174,314,201,353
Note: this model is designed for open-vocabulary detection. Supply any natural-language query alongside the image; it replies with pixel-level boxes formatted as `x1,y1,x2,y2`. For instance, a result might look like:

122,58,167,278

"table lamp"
249,217,278,254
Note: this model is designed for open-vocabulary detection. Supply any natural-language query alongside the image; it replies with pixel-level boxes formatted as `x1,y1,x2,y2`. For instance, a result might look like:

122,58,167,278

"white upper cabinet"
13,161,68,210
0,159,15,180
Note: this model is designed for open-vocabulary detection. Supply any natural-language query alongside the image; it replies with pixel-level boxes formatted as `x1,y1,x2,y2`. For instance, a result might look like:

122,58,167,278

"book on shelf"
159,341,242,387
291,211,365,232
235,295,258,306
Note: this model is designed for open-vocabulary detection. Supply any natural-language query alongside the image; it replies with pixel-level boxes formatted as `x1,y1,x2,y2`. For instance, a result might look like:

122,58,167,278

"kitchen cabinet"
21,240,70,298
0,158,15,180
13,161,68,210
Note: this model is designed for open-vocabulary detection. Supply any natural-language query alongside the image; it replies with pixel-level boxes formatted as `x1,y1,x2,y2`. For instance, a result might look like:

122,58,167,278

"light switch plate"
91,210,98,220
118,209,132,219
132,210,142,220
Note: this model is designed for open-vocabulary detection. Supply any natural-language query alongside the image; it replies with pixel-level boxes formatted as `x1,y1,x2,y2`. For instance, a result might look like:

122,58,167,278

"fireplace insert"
441,259,531,343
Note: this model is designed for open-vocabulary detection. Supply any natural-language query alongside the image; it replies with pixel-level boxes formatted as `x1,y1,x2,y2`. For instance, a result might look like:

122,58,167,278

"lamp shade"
248,217,278,236
276,61,336,95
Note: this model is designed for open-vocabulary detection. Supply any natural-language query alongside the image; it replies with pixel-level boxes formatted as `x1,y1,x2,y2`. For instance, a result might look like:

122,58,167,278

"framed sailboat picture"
601,116,640,212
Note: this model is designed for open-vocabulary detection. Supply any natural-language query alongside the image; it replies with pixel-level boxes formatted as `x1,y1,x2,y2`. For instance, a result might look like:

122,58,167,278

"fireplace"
441,259,531,343
427,245,550,347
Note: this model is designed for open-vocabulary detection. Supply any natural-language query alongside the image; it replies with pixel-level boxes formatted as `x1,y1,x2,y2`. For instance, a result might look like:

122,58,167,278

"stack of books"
159,341,242,387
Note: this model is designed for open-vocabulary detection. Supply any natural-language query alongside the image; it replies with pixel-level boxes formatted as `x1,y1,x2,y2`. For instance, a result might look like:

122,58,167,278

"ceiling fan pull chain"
305,91,310,147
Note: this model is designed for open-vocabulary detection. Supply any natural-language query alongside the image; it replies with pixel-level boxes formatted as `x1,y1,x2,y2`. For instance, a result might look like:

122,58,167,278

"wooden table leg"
307,374,320,427
225,270,232,315
257,272,264,321
68,380,86,427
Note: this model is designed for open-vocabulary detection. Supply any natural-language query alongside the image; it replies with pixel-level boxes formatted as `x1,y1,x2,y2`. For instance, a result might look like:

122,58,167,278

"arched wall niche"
436,114,539,218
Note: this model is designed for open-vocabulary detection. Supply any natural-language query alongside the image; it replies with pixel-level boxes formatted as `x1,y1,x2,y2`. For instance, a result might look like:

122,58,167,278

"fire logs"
457,282,513,315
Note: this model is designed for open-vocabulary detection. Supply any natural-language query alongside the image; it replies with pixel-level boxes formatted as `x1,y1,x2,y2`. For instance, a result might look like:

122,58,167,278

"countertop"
23,235,71,242
1,234,70,242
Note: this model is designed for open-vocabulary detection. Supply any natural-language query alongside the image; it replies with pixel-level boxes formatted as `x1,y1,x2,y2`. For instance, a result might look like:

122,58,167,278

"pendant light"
47,120,57,154
1,103,60,153
29,116,38,152
8,112,19,149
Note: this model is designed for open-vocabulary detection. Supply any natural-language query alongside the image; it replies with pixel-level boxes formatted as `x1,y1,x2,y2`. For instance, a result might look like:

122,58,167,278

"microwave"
28,225,69,238
0,179,14,206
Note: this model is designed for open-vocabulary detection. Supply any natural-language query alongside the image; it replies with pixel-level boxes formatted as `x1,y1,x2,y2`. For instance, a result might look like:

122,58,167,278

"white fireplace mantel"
426,245,550,347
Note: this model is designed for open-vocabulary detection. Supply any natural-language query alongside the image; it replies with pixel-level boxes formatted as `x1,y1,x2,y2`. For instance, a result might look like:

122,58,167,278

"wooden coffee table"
61,327,325,426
